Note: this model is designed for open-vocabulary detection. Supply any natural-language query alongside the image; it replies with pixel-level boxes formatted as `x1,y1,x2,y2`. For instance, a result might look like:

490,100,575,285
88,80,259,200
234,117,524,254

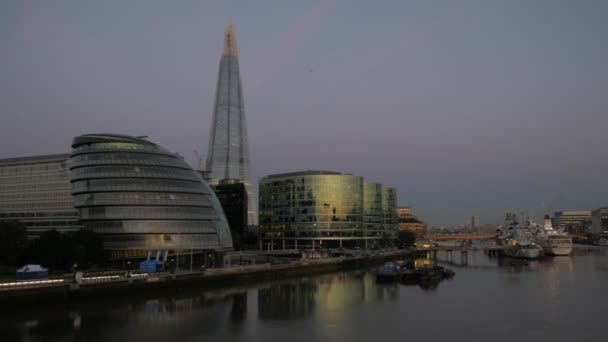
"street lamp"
72,263,78,283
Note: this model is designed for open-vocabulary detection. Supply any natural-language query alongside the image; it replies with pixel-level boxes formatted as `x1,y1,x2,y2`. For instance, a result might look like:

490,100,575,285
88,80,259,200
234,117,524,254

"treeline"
0,220,106,271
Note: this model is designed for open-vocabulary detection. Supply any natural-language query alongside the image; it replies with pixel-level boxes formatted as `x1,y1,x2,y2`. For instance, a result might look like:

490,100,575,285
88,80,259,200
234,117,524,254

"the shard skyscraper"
205,25,257,225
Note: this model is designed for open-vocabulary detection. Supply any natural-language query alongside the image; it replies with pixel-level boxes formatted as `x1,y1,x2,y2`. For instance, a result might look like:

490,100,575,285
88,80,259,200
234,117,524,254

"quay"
0,249,415,304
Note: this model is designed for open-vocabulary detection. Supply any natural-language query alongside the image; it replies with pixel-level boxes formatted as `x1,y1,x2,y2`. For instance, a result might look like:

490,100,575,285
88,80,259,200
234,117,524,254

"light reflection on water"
2,247,608,342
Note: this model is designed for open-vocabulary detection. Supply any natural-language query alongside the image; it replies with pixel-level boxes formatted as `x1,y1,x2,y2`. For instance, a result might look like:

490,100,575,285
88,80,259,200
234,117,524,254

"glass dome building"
69,134,232,256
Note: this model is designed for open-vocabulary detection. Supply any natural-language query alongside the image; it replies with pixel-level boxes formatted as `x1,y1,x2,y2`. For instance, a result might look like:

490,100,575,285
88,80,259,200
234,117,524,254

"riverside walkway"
0,249,413,301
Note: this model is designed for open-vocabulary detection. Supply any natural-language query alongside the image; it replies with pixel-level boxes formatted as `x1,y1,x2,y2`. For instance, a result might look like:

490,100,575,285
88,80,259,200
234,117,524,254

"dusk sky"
1,0,607,226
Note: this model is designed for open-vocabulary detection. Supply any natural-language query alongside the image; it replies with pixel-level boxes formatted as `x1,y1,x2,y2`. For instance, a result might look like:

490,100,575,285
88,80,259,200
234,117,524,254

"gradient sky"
1,0,607,226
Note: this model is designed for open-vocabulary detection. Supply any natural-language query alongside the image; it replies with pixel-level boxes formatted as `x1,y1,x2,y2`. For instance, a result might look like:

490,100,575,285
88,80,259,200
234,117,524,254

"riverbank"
0,249,415,304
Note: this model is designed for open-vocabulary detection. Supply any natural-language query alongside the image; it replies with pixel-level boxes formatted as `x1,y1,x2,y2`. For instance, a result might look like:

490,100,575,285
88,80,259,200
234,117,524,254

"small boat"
504,240,543,259
400,268,419,285
442,268,456,278
375,262,403,281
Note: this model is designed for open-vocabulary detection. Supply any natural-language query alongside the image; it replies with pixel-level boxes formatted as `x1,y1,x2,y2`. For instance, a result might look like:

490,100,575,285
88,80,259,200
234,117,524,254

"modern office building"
0,154,81,236
363,181,383,238
397,206,427,237
382,188,398,235
205,24,257,226
552,211,591,233
591,208,608,236
471,215,480,230
211,179,248,246
259,171,397,250
70,134,233,258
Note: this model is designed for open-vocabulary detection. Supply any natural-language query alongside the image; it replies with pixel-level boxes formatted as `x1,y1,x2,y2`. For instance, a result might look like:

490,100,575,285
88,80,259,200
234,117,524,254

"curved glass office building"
69,134,232,255
259,171,397,250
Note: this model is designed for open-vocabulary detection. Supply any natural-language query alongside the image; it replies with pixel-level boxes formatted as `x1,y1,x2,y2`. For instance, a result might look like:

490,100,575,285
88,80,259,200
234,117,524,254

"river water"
3,246,608,342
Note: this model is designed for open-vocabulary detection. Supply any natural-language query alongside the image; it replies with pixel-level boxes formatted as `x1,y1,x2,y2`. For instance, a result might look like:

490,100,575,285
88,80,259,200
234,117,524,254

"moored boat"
533,215,573,256
375,262,403,281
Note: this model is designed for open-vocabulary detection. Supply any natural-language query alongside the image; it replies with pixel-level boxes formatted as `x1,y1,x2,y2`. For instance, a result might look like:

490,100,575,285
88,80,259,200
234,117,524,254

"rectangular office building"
0,154,81,236
591,208,608,236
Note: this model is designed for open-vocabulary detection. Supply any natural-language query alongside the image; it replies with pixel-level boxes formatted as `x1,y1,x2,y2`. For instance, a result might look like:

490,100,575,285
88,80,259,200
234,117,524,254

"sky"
1,0,607,226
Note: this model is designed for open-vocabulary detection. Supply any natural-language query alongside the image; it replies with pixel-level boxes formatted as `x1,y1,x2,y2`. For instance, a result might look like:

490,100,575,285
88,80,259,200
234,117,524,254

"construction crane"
193,149,203,171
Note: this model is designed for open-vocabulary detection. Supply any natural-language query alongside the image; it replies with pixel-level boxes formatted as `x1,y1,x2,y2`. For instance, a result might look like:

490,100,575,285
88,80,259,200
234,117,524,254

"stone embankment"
0,249,414,304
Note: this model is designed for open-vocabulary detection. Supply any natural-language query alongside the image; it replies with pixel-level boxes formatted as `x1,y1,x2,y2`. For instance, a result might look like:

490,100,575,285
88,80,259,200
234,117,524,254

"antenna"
193,149,203,170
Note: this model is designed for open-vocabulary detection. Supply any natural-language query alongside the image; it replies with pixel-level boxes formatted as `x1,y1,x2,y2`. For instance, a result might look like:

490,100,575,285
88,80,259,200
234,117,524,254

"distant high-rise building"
471,216,480,230
397,206,427,237
205,24,257,226
591,208,608,236
552,211,591,233
397,207,412,217
211,179,248,248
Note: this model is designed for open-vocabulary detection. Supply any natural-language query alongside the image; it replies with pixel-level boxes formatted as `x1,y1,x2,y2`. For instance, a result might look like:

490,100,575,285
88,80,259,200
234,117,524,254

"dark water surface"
3,246,608,342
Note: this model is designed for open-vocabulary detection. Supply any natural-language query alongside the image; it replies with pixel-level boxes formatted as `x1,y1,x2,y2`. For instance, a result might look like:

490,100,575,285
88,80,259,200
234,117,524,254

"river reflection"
2,248,608,341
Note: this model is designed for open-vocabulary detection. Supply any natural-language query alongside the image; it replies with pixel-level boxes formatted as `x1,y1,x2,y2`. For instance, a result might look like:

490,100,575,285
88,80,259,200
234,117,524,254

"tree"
0,220,28,266
26,229,73,270
70,229,106,268
397,230,417,249
380,232,396,248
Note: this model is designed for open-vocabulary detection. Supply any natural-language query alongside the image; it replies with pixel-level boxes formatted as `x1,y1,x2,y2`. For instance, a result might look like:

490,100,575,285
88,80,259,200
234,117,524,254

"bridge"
416,243,507,265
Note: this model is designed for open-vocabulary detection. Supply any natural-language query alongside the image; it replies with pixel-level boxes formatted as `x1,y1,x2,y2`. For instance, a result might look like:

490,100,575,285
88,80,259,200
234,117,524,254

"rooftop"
0,153,70,166
72,134,157,148
264,170,348,179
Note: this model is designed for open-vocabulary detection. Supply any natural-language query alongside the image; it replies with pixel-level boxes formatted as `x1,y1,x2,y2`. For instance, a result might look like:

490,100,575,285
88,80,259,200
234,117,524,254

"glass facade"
363,181,383,237
70,134,232,251
591,208,608,236
552,211,591,234
205,25,257,225
259,171,397,249
212,180,247,239
382,187,398,236
0,154,81,236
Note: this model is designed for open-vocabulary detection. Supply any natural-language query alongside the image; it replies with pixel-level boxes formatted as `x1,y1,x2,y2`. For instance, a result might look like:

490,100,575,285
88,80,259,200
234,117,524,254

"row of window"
79,206,220,221
72,179,205,195
73,142,157,152
0,182,70,193
103,233,221,248
0,162,67,176
86,219,221,231
70,153,190,170
72,192,210,208
0,191,72,201
0,211,77,218
21,221,81,227
0,201,75,210
71,165,199,179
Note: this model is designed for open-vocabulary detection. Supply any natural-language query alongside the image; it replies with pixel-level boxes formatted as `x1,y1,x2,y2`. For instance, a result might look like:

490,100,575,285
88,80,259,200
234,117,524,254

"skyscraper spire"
223,24,238,57
205,25,257,225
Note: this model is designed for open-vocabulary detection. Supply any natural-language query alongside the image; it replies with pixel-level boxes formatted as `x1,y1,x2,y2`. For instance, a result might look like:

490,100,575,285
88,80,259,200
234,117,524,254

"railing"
0,279,65,289
423,234,496,240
